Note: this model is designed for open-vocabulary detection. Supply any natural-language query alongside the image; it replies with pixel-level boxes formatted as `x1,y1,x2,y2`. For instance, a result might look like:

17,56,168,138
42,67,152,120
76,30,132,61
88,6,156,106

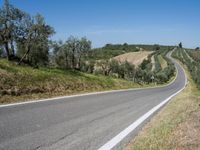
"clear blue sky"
1,0,200,48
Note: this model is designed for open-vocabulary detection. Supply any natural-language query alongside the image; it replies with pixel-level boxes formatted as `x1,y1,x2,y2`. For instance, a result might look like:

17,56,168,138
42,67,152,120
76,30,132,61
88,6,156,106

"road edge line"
98,57,187,150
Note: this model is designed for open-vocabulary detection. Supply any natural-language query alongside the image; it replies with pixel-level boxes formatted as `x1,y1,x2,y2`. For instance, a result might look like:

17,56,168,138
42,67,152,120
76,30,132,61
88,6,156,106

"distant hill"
84,44,174,60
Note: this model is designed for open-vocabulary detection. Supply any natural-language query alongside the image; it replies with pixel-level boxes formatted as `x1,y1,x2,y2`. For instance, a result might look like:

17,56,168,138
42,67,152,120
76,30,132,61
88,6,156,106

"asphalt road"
0,52,186,150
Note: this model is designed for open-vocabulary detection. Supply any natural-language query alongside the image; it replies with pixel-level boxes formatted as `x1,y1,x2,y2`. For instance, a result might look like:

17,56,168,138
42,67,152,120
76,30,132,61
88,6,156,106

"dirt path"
151,55,155,71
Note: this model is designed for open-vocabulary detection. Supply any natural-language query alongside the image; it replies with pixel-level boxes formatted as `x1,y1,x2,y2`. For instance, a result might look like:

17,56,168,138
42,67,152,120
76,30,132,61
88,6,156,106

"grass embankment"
158,55,167,69
126,63,200,150
0,59,152,104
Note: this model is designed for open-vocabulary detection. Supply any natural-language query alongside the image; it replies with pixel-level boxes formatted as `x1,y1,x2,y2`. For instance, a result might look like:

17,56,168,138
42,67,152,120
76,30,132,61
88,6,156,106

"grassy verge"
126,62,200,150
158,55,167,69
0,59,161,104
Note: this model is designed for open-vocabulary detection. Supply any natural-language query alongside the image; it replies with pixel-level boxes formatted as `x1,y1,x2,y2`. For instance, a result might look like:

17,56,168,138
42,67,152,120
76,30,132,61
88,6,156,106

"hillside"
0,59,145,104
84,44,174,61
113,51,153,66
0,44,176,104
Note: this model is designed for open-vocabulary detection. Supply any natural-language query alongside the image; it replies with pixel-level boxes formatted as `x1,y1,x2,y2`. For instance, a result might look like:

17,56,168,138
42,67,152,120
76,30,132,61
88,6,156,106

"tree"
109,59,120,75
76,37,91,69
140,59,151,70
123,43,128,50
0,46,4,57
179,42,182,48
52,36,91,69
97,59,111,75
0,0,26,60
123,61,135,79
154,44,160,51
195,47,199,51
17,13,54,66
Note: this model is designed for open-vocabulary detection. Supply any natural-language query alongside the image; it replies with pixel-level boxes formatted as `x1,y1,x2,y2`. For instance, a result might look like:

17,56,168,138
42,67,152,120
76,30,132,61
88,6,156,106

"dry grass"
151,55,155,71
126,62,200,150
0,59,150,104
158,55,168,69
172,109,200,150
113,51,153,66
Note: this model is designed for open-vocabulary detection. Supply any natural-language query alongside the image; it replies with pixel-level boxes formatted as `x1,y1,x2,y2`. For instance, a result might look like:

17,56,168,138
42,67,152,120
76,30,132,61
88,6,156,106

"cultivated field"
113,51,153,66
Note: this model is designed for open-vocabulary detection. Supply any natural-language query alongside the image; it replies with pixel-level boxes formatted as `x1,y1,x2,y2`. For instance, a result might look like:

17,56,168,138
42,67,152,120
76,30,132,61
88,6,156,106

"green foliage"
0,0,54,66
17,13,54,67
178,42,183,48
172,48,200,89
52,36,91,70
140,59,151,70
0,0,26,59
81,60,95,73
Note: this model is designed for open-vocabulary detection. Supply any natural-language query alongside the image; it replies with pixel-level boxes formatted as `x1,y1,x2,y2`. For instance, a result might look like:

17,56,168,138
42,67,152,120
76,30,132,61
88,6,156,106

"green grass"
158,55,167,69
0,58,152,104
126,62,200,150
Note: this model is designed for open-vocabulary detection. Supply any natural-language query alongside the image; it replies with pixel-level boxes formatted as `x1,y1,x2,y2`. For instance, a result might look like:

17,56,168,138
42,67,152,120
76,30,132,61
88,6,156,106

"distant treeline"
84,44,174,60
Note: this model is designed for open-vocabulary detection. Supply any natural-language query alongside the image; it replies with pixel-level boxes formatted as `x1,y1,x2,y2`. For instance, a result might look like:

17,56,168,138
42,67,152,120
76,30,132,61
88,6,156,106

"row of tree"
0,0,92,69
172,48,200,89
0,0,55,66
51,37,91,70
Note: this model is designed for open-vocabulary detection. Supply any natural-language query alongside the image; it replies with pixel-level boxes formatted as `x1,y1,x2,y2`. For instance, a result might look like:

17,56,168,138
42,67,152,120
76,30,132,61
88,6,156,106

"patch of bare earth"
151,55,155,71
172,103,200,150
113,51,153,66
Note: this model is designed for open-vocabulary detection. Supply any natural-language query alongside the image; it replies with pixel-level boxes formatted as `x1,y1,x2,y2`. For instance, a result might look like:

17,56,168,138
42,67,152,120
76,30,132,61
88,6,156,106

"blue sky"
1,0,200,48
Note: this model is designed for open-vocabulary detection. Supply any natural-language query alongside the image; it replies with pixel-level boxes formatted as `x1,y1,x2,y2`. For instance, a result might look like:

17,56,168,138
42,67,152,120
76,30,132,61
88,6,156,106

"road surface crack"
32,130,76,150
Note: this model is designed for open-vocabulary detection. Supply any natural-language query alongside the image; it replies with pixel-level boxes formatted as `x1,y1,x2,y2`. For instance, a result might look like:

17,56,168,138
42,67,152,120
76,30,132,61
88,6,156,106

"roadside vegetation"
0,58,148,104
126,60,200,150
172,48,200,89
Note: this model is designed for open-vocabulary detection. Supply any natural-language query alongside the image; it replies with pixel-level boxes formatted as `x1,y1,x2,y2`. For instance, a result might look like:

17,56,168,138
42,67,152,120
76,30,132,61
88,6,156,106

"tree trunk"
77,56,81,70
72,49,75,69
10,40,15,56
18,45,30,65
4,42,10,60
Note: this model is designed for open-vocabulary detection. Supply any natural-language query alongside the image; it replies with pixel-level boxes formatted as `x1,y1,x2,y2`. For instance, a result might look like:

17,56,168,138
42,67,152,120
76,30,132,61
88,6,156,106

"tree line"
172,48,200,89
0,0,91,69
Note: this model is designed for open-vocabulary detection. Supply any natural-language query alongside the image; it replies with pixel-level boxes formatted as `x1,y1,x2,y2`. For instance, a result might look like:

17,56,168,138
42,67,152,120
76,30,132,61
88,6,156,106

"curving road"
0,51,186,150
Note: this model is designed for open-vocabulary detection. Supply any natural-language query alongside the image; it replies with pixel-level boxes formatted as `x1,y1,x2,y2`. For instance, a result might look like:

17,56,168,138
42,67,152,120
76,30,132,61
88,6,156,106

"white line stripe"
98,87,185,150
99,60,187,150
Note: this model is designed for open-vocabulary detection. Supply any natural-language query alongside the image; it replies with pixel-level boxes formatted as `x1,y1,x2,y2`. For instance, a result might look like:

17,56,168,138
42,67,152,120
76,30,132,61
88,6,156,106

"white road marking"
99,60,187,150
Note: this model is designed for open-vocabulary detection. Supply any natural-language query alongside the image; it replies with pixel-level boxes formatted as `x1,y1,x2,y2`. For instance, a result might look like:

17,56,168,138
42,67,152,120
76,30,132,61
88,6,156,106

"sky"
1,0,200,48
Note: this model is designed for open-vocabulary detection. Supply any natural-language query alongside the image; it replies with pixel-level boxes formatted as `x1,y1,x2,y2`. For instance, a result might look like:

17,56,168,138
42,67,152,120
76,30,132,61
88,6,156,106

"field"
113,51,153,66
84,44,174,61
